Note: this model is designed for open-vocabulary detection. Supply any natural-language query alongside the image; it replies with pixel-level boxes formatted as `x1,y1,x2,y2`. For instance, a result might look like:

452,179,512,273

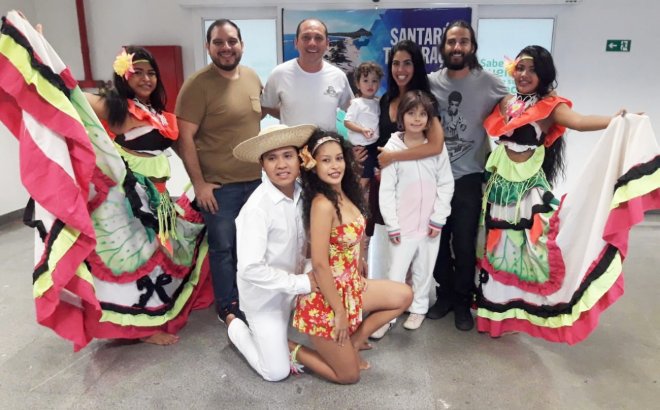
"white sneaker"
403,313,425,330
370,323,392,340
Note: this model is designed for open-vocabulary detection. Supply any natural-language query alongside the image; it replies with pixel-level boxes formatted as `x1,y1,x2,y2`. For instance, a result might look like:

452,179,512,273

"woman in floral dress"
289,130,412,384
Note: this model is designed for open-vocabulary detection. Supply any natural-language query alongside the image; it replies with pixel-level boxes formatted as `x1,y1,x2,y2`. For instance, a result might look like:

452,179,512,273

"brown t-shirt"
175,64,262,184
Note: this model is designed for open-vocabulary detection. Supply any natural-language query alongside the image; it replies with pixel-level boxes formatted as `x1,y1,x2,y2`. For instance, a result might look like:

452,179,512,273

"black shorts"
360,143,379,179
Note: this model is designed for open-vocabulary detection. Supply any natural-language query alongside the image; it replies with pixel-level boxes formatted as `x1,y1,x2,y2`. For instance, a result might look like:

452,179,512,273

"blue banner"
283,7,472,80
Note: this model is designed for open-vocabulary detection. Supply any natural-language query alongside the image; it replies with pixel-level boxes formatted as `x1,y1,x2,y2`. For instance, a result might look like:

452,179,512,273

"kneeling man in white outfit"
229,124,317,381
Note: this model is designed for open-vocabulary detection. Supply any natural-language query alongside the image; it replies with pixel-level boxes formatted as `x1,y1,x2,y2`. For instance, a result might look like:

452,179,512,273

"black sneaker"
217,302,248,326
217,309,231,325
454,305,474,331
426,298,453,320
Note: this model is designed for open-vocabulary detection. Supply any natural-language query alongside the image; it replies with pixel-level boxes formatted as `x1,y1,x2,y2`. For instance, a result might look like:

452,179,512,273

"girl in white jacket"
376,90,454,335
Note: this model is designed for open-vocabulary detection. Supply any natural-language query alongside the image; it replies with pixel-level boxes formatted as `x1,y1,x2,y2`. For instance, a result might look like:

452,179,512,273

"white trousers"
368,223,392,280
227,305,292,382
387,234,440,314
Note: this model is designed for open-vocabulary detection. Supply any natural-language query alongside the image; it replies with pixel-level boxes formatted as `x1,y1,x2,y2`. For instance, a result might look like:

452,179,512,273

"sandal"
289,343,305,375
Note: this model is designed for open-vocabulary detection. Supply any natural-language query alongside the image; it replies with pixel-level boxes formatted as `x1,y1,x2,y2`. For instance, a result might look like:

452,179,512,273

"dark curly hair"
301,130,367,231
103,46,167,127
354,61,384,96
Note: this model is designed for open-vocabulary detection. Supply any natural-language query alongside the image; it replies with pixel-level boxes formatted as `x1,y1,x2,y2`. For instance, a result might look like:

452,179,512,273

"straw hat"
233,124,317,163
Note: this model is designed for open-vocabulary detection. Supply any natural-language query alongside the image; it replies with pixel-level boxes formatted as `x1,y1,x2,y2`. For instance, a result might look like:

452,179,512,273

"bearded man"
426,20,508,331
175,19,263,324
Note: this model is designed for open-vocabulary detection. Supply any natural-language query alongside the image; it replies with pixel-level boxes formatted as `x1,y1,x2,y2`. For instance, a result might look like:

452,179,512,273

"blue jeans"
201,179,261,313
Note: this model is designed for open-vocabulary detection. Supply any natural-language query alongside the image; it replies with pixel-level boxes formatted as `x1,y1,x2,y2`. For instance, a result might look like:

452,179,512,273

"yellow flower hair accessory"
504,56,518,77
113,48,135,80
299,146,317,170
505,55,534,77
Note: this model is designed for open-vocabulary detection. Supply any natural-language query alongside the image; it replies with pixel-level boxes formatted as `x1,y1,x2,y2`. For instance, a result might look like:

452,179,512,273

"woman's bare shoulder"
312,194,333,211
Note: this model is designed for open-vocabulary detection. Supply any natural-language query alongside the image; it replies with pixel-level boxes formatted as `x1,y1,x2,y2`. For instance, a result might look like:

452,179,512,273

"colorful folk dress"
0,12,212,350
476,94,660,344
293,216,365,339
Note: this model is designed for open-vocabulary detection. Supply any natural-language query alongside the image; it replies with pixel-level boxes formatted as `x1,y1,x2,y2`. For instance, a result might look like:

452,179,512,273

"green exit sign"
606,39,631,52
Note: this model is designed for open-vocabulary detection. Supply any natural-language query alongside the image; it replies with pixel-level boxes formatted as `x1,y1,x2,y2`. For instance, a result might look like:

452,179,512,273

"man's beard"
443,51,473,70
212,54,241,72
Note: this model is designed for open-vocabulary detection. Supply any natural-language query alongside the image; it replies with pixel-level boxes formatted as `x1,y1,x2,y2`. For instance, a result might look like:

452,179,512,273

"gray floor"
0,217,658,410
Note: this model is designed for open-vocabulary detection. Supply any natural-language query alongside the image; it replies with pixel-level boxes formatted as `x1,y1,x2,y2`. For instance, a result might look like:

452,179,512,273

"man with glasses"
175,19,263,325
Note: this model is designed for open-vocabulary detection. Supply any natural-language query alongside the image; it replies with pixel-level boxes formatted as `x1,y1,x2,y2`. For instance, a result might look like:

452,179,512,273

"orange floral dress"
293,216,365,339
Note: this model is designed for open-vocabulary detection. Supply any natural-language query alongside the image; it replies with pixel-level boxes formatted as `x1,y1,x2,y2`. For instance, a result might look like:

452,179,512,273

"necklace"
516,93,539,107
133,98,168,127
506,93,539,120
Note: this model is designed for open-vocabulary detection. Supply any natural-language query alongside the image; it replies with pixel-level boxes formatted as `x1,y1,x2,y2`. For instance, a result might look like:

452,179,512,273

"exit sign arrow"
606,39,631,52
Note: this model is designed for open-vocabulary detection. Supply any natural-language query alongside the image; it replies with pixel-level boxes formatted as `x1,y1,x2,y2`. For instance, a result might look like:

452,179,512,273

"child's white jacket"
379,132,454,239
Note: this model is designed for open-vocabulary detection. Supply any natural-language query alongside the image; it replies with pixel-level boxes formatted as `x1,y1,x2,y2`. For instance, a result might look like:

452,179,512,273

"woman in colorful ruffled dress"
289,130,412,384
476,45,659,344
0,12,212,350
82,46,214,346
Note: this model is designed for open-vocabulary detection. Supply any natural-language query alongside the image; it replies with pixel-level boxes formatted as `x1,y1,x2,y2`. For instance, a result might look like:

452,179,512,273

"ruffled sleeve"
103,100,179,141
484,96,573,147
126,99,178,141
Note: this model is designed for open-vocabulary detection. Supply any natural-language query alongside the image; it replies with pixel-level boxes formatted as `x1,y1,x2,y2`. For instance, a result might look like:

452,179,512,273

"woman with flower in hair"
286,130,412,384
476,45,658,344
86,47,179,254
62,46,214,347
2,14,212,350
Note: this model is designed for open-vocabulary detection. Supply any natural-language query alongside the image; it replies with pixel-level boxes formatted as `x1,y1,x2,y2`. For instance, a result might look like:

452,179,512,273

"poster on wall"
477,18,555,94
282,7,471,91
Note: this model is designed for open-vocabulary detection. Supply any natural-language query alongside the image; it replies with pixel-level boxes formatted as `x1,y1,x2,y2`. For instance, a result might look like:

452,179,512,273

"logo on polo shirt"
324,86,338,97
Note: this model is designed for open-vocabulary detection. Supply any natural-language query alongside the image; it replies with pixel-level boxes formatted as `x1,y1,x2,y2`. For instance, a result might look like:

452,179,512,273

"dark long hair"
440,20,482,71
354,61,384,97
542,137,565,185
104,46,167,127
300,130,367,230
517,45,557,97
385,40,430,100
517,45,563,184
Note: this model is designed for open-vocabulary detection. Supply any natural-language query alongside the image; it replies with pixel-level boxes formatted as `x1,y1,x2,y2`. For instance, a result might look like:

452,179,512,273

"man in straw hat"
228,124,318,381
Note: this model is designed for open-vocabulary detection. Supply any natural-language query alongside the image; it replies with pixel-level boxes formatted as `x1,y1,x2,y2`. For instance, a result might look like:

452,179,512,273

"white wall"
0,0,36,215
1,0,659,214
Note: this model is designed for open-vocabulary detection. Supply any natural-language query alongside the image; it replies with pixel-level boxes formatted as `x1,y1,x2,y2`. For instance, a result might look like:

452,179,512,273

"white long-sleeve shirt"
379,132,455,239
236,177,311,313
